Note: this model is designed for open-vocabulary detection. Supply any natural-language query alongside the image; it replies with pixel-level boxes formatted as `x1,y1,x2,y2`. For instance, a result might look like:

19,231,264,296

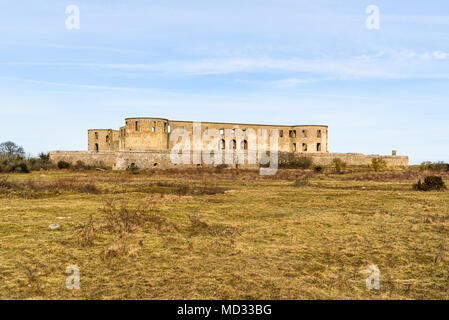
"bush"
419,161,448,171
215,164,229,170
413,175,447,191
332,158,347,174
28,156,56,171
126,163,139,174
0,157,30,173
313,165,323,173
73,160,89,171
38,153,50,162
57,161,71,169
371,158,387,172
11,162,29,173
279,153,312,169
101,195,150,234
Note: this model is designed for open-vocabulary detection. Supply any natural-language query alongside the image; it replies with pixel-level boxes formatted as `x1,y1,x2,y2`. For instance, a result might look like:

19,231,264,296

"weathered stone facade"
49,117,409,169
88,117,328,154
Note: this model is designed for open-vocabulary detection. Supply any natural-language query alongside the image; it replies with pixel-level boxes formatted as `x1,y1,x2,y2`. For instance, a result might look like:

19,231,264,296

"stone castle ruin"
49,117,408,169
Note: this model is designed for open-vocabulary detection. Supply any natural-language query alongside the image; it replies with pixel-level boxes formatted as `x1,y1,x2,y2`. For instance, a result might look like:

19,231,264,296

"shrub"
57,161,71,169
371,158,387,172
38,153,50,162
28,156,56,171
8,161,29,173
151,181,225,196
74,214,95,247
313,165,323,173
419,161,448,171
0,176,22,191
332,158,347,174
279,153,312,169
0,158,30,173
215,164,229,170
413,175,447,191
101,196,150,234
73,160,89,171
126,163,139,174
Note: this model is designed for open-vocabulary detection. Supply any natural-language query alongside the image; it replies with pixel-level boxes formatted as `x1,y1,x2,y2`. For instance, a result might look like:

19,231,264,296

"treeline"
0,141,55,173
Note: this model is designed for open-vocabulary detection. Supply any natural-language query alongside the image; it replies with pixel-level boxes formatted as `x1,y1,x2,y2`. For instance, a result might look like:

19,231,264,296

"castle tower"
123,117,170,151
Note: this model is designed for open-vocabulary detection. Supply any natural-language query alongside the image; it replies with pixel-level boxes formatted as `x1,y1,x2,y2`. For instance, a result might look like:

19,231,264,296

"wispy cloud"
0,76,138,91
235,77,322,88
9,50,449,80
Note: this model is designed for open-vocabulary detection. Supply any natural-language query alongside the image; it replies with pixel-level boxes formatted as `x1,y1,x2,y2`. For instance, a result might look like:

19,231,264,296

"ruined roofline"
124,117,328,128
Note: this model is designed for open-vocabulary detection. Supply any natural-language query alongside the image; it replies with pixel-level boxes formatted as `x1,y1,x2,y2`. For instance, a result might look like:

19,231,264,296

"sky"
0,0,448,164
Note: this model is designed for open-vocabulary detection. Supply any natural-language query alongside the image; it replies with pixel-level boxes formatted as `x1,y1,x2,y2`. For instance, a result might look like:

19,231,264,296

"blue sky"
0,0,448,164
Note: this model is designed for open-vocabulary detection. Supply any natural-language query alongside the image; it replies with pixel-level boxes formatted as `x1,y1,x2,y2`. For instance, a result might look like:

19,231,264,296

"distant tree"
0,141,25,158
419,161,447,171
39,152,50,162
332,158,347,174
371,158,387,172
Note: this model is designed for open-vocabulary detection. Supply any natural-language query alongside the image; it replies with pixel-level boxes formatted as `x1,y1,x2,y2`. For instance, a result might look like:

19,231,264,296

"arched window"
95,143,99,152
94,132,98,139
302,143,308,152
317,130,322,138
316,143,322,152
219,139,225,150
232,139,237,150
241,140,248,150
106,135,109,143
289,130,296,138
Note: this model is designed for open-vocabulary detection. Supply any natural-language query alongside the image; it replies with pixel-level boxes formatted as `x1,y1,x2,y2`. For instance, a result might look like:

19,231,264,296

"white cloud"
429,51,449,60
13,50,449,80
0,76,138,91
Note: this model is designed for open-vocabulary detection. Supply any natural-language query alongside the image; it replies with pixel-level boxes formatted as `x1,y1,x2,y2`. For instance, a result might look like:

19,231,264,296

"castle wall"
49,151,117,168
72,117,408,170
279,152,408,167
49,150,408,170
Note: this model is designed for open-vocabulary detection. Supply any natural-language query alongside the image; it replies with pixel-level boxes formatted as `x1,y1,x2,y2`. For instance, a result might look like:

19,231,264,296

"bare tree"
0,141,25,158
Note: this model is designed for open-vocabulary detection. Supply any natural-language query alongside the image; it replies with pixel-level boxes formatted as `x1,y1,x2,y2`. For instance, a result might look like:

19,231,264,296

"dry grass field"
0,168,448,300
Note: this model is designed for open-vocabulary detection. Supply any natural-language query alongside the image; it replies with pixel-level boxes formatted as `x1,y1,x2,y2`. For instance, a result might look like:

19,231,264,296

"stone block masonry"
49,117,408,169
